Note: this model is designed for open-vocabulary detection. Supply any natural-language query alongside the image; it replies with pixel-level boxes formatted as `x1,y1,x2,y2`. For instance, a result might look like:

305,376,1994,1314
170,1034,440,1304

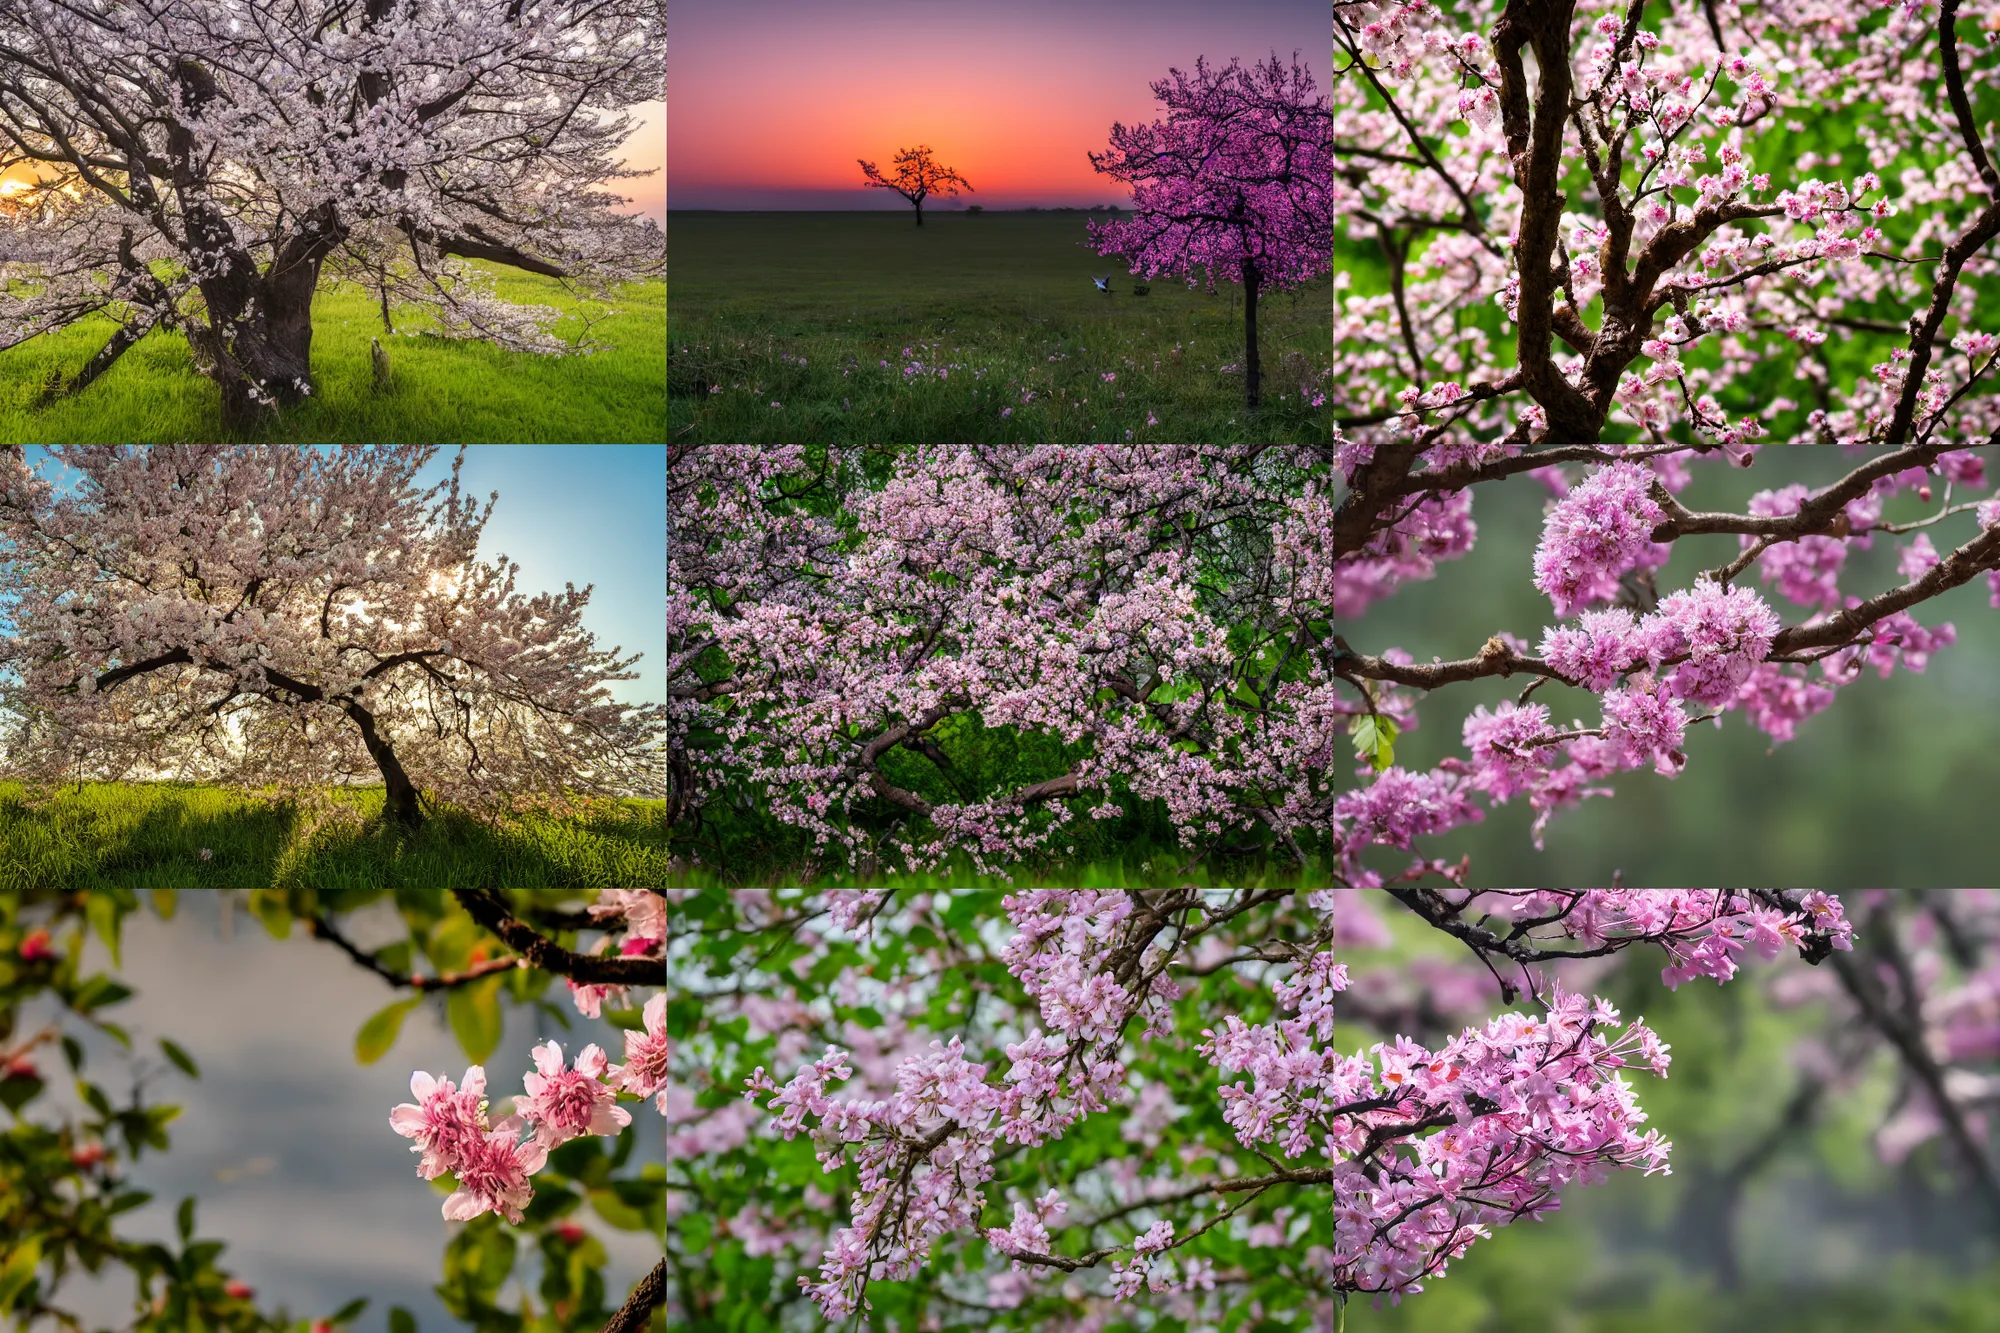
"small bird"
370,336,392,391
1092,275,1112,294
1132,283,1151,296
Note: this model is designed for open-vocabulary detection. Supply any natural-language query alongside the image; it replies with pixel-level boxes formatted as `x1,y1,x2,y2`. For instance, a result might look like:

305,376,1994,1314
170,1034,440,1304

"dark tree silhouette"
857,145,974,226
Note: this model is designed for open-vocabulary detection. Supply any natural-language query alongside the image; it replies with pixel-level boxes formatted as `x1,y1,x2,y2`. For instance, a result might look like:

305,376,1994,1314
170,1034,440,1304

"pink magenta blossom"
1533,463,1668,616
514,1041,632,1148
441,1116,548,1224
17,929,55,961
389,1067,492,1180
613,992,669,1112
1641,580,1782,707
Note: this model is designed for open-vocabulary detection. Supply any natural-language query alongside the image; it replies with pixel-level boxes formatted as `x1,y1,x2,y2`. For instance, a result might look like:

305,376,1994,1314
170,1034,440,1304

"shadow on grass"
0,782,670,889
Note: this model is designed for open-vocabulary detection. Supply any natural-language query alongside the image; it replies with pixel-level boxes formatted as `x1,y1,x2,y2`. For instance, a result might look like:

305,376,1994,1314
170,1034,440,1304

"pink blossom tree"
667,888,1855,1327
0,445,667,829
1330,0,2000,448
1087,53,1332,409
669,441,1994,884
0,0,663,429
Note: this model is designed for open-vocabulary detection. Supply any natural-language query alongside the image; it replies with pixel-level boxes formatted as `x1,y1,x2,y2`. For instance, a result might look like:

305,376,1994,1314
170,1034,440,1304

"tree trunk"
188,209,343,433
204,272,319,433
342,699,424,829
1243,258,1262,410
914,196,924,227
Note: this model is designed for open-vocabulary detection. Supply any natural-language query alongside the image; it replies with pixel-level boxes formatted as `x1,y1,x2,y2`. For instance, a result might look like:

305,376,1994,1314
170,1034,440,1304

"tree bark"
913,196,924,227
599,1258,667,1333
341,698,424,829
1242,258,1262,409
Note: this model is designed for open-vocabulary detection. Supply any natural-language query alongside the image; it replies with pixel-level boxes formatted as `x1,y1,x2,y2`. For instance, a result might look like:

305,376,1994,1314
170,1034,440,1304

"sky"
6,446,667,715
0,103,664,227
17,892,664,1333
667,0,1329,210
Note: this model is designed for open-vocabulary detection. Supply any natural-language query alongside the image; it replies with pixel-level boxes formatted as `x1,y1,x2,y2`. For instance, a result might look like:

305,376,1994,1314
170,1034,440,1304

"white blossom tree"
0,0,664,429
0,445,667,828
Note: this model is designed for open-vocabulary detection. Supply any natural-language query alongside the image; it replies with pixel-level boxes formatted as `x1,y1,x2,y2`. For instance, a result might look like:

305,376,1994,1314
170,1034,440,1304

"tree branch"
304,913,525,991
599,1258,667,1333
448,889,663,986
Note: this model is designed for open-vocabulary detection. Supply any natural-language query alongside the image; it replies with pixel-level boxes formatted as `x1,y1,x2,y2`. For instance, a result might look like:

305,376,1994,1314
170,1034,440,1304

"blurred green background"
1337,933,2000,1332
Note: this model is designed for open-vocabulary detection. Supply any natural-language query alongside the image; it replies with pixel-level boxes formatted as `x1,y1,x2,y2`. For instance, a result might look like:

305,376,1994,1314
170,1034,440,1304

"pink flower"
556,1220,588,1245
1533,462,1668,616
567,976,630,1018
389,1066,491,1180
3,1055,34,1079
590,889,665,942
1102,372,1117,382
613,992,669,1111
441,1115,548,1223
224,1280,253,1300
69,1141,107,1169
18,929,54,961
1001,407,1014,418
514,1041,633,1148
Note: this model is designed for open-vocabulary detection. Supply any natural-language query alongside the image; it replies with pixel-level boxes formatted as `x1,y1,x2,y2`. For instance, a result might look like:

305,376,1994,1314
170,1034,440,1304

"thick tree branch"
448,889,664,986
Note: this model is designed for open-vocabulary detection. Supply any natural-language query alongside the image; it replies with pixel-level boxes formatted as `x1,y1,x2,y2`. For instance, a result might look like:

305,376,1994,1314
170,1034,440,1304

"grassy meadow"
0,269,666,443
0,782,672,890
667,210,1332,443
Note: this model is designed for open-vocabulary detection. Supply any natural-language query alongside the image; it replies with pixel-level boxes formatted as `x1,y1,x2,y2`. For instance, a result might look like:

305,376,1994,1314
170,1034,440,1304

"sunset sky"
0,102,664,225
667,0,1328,211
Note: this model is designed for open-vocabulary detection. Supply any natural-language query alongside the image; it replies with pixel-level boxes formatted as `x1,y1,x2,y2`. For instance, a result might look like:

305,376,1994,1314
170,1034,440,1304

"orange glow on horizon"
668,3,1328,208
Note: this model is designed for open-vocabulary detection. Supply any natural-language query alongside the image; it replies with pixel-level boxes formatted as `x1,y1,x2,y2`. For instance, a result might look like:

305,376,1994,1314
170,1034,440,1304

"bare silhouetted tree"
858,145,973,226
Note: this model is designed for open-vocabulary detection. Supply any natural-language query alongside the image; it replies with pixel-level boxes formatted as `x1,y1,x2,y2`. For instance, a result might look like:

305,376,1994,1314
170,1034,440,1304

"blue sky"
13,446,666,711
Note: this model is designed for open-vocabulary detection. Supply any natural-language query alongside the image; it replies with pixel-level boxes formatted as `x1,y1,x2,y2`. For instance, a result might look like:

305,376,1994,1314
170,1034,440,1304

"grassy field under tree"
0,270,666,443
668,210,1331,444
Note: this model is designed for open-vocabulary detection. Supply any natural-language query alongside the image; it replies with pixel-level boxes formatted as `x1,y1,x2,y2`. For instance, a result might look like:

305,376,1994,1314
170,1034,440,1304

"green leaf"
250,889,292,940
0,1236,39,1310
159,1038,200,1079
110,1190,152,1215
72,975,134,1013
1348,713,1398,772
86,893,122,968
447,977,503,1064
176,1196,196,1244
79,1080,112,1118
61,1035,84,1072
151,889,178,919
586,1184,649,1231
0,1073,41,1112
355,997,423,1066
389,1308,419,1333
328,1296,370,1324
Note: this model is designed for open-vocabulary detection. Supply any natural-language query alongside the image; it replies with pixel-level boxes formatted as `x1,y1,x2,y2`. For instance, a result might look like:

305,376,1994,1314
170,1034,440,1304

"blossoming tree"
1088,53,1332,409
667,888,1870,1330
670,441,1994,883
1330,0,2000,447
0,445,667,829
0,0,664,428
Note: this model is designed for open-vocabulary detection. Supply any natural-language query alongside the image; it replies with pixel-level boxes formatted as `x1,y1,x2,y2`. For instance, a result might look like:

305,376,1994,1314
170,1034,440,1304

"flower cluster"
389,993,665,1222
1531,463,1668,617
1200,981,1671,1295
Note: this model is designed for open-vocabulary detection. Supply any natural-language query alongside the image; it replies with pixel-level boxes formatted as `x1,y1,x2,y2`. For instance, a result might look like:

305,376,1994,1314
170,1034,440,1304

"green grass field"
0,270,666,443
0,782,672,889
668,210,1331,443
